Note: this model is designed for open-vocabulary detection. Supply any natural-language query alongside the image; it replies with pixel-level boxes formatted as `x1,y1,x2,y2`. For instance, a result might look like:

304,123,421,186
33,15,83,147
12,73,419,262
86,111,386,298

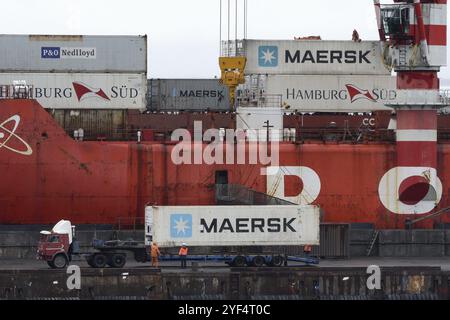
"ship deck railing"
63,127,398,144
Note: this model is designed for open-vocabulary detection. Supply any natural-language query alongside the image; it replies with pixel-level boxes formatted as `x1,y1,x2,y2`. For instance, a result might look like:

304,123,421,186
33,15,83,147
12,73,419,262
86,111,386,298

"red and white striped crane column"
375,0,447,219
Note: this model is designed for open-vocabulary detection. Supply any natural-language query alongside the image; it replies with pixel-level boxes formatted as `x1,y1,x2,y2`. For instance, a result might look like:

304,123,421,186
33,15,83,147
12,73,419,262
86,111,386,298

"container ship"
0,0,449,231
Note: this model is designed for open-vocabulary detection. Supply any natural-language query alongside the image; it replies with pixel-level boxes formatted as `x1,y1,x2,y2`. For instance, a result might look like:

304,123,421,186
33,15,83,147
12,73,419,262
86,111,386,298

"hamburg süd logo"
72,82,110,102
345,84,377,103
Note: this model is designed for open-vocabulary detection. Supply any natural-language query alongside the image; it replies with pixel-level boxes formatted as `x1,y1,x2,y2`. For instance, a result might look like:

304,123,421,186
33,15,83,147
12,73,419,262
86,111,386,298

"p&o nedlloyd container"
236,39,391,76
0,35,147,73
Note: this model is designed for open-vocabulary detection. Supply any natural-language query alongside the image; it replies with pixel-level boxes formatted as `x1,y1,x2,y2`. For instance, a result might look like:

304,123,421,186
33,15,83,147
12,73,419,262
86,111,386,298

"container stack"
0,35,147,139
238,39,397,113
0,34,147,110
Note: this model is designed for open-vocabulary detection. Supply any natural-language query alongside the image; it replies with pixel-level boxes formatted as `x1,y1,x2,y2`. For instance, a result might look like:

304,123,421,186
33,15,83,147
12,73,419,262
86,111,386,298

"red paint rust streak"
396,110,437,171
2,100,450,229
410,25,447,46
397,72,439,90
396,110,437,130
397,142,437,167
0,100,156,225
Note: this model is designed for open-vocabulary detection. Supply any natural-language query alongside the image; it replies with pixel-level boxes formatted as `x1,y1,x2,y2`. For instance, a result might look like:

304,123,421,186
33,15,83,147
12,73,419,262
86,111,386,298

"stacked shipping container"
0,34,148,139
147,79,230,111
0,35,147,73
238,39,396,112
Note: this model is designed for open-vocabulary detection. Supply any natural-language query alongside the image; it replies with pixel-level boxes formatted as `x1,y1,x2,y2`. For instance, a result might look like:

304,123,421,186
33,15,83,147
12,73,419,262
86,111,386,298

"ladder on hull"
366,230,380,257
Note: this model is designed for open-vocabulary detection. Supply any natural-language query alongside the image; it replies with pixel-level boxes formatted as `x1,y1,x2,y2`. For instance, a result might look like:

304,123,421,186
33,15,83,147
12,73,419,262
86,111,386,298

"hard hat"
182,242,187,246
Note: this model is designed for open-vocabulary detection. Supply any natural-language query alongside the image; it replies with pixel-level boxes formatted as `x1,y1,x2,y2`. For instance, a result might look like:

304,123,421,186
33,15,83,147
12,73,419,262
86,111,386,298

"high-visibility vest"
151,245,160,257
179,247,188,256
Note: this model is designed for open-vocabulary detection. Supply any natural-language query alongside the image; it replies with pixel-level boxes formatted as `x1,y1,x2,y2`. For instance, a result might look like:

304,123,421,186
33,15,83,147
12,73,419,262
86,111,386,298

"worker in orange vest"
179,243,188,269
150,242,161,268
304,244,312,257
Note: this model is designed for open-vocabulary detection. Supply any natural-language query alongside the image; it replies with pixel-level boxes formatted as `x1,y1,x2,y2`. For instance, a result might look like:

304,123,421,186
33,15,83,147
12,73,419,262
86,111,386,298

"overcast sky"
1,0,449,80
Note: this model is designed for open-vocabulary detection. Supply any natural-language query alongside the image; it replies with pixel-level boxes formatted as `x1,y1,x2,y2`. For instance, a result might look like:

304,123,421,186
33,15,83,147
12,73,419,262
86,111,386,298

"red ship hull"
1,100,449,229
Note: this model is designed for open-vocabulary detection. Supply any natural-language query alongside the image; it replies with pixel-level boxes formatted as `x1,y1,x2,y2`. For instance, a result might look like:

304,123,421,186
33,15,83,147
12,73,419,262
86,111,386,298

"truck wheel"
92,254,107,268
47,261,56,269
86,256,95,268
52,254,68,269
251,256,266,267
232,255,247,267
269,255,284,267
109,254,126,268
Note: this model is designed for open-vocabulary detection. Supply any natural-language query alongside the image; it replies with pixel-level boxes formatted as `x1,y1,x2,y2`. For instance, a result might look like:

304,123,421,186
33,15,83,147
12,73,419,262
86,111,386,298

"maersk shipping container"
145,205,320,247
238,39,391,75
0,35,146,73
148,79,230,111
262,74,396,112
0,73,146,109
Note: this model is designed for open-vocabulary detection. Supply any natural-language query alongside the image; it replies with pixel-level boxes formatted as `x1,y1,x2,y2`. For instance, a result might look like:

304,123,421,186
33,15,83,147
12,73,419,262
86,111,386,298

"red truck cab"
37,220,74,269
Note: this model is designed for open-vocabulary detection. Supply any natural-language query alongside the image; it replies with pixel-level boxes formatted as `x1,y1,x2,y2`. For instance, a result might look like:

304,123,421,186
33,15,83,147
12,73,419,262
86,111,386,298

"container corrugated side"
51,109,127,140
318,224,350,258
147,205,320,247
241,39,391,75
0,34,147,73
0,73,146,109
149,79,230,111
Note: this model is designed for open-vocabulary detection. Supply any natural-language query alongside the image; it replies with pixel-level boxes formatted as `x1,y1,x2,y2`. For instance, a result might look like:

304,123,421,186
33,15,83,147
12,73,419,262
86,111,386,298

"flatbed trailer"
158,254,319,267
39,236,319,269
82,244,319,268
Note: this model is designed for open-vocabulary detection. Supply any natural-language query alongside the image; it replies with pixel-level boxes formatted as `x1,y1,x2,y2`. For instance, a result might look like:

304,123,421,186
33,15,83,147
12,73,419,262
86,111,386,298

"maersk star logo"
170,214,192,238
258,46,278,67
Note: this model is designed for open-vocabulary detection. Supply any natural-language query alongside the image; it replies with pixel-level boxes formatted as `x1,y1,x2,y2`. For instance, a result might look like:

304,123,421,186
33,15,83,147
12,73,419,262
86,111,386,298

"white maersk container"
0,35,147,73
0,73,146,109
145,205,320,247
263,74,397,112
239,39,391,75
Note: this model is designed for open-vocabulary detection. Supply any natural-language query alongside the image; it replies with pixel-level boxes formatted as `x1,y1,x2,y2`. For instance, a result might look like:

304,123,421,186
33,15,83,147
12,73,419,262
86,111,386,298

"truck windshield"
48,235,60,243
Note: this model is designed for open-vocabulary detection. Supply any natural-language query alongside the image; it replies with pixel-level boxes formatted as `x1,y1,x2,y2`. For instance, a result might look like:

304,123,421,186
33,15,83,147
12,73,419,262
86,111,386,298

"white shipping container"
263,75,397,112
145,205,320,247
241,40,391,75
0,35,147,73
0,73,146,109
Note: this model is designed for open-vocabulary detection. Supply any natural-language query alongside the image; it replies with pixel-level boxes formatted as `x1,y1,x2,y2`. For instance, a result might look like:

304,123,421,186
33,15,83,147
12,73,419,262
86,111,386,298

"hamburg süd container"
0,73,147,109
261,74,396,112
